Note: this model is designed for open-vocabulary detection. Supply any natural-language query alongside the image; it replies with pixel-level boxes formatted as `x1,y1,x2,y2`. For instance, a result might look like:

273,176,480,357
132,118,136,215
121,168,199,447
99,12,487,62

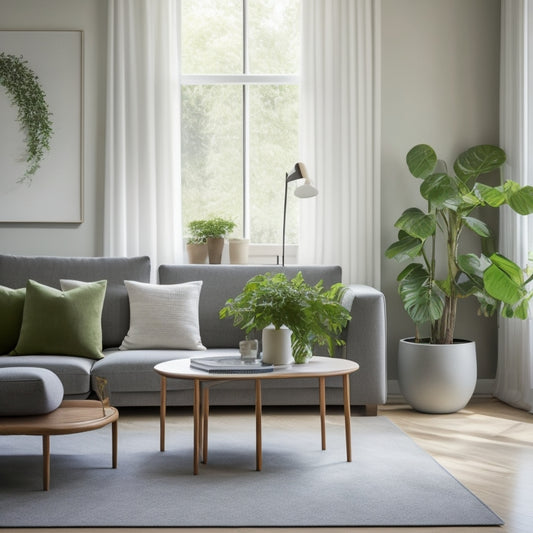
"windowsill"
183,241,298,265
246,243,297,265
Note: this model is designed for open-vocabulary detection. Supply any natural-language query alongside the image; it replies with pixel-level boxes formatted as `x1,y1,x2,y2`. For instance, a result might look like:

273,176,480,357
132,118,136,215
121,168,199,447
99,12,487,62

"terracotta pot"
186,243,207,264
207,237,225,264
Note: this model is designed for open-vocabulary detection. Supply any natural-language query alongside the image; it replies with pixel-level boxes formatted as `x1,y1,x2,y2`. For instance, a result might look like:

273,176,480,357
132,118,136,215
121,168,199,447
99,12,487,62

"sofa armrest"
342,284,387,410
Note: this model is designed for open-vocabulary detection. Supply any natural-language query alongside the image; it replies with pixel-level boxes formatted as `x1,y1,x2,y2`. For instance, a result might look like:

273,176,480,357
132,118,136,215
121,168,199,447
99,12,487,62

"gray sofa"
0,254,387,414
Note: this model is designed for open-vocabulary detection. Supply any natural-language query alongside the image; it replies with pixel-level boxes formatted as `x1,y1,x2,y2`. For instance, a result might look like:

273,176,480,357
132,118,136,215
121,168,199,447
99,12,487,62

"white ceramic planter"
398,338,477,414
229,238,250,264
262,326,293,365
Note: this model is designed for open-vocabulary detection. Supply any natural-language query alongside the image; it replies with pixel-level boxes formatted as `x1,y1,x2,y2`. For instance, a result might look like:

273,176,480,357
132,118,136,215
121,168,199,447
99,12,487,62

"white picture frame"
0,30,83,223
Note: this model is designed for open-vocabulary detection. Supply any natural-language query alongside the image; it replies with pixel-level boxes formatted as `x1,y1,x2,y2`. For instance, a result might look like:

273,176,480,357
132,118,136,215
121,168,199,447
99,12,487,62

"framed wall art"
0,30,83,223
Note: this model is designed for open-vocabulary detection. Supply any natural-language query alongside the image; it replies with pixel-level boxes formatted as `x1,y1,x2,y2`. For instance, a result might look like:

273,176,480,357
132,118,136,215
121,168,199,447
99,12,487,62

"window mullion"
243,0,250,239
243,85,250,239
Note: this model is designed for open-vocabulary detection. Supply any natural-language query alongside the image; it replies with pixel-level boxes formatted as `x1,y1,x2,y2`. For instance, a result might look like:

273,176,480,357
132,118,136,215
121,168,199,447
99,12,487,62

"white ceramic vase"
398,338,477,414
261,326,293,365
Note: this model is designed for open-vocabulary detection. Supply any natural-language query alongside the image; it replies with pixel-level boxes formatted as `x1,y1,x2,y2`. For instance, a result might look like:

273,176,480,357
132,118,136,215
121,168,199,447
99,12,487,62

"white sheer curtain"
104,0,183,270
497,0,533,412
298,0,381,287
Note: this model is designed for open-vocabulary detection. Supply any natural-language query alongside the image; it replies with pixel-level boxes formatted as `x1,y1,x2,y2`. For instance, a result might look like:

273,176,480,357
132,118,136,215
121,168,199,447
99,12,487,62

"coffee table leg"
319,377,326,450
255,379,262,471
343,374,352,462
112,420,118,468
160,376,167,452
193,378,201,474
42,435,50,491
201,384,209,464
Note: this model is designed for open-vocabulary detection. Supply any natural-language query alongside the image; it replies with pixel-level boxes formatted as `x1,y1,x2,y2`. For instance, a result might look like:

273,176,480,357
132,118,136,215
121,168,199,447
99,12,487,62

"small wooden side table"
0,399,119,490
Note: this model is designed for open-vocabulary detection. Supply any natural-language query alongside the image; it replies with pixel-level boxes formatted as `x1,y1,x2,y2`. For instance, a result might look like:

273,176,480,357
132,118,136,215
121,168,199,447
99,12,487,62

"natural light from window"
180,0,301,245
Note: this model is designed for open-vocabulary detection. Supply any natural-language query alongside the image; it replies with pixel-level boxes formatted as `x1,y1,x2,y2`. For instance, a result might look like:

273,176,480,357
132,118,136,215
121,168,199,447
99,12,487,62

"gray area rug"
0,409,502,528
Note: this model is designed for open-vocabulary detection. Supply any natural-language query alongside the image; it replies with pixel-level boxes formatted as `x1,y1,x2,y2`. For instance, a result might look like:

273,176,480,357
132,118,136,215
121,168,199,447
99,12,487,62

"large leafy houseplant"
219,272,351,363
386,144,533,344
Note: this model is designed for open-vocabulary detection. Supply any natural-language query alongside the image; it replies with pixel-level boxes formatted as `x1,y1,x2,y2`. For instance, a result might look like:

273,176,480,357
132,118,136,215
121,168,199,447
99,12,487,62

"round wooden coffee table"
154,356,359,474
0,399,119,490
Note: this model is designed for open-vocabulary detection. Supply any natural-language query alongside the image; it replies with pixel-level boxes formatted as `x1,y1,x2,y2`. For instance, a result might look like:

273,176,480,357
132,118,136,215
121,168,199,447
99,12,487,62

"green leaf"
406,144,437,179
385,235,423,262
419,173,460,209
512,298,531,320
507,185,533,215
397,262,424,282
453,145,506,182
394,207,436,240
462,216,491,238
489,253,524,286
397,264,444,324
473,182,506,207
454,275,479,297
457,253,492,279
483,263,523,305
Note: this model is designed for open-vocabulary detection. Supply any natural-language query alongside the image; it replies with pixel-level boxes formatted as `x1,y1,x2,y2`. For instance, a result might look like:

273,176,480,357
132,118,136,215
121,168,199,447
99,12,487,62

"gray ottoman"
0,367,64,416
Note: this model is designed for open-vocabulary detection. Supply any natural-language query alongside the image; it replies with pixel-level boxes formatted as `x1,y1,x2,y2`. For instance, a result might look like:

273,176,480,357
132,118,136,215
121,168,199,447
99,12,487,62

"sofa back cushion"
0,255,151,349
158,265,342,349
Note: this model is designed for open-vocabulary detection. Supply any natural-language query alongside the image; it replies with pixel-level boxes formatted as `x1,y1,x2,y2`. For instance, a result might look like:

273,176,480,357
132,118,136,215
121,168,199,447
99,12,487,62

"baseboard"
386,379,496,404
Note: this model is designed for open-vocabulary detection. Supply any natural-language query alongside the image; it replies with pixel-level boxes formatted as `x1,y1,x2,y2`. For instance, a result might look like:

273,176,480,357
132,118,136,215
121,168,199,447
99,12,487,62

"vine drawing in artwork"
0,52,53,184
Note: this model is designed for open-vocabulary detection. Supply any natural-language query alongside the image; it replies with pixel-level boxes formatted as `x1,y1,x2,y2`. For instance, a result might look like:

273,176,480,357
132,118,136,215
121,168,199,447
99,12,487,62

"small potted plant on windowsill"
187,217,236,264
186,220,208,264
385,143,533,413
219,271,351,364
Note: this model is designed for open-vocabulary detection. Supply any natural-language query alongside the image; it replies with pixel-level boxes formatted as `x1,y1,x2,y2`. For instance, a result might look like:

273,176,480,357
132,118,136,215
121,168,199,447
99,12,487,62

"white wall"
0,0,107,256
381,0,501,380
0,0,502,381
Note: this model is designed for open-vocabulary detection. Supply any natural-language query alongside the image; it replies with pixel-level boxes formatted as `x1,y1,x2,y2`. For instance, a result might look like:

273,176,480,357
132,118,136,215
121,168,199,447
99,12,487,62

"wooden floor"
7,397,533,533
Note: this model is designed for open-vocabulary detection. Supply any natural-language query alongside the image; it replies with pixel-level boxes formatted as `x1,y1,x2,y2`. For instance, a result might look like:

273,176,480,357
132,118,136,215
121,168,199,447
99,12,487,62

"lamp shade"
294,182,318,198
282,161,318,266
287,162,318,198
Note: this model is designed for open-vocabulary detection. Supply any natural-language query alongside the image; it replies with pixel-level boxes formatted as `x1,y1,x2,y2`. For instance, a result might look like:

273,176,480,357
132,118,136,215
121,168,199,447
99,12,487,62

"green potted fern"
219,272,351,364
386,143,533,413
186,217,236,264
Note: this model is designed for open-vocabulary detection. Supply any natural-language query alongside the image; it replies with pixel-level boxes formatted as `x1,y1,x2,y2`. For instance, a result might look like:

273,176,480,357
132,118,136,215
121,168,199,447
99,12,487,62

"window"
180,0,301,245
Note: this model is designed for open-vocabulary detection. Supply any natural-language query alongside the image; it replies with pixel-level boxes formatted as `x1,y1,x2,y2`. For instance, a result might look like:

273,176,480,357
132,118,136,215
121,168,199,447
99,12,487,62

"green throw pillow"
11,279,107,360
0,286,26,354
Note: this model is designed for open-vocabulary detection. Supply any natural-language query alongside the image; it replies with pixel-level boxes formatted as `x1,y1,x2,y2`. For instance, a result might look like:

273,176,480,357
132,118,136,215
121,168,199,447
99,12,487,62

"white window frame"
180,0,300,246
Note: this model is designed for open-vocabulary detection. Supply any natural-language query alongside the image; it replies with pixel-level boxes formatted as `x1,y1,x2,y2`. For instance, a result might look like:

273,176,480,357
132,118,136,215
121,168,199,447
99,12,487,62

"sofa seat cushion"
92,349,241,394
0,355,93,398
0,367,64,416
93,349,339,399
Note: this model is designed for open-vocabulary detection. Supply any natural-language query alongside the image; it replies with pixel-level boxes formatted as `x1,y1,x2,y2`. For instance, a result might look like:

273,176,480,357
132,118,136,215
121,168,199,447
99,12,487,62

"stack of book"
189,356,274,374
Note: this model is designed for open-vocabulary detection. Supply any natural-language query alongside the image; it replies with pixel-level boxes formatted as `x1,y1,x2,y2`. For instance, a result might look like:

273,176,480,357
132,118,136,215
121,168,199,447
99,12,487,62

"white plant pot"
229,238,250,264
262,326,293,365
398,338,477,414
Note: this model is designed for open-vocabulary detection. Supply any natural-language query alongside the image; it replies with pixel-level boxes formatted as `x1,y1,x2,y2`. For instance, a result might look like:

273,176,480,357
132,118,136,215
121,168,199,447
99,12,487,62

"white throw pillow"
119,280,206,351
